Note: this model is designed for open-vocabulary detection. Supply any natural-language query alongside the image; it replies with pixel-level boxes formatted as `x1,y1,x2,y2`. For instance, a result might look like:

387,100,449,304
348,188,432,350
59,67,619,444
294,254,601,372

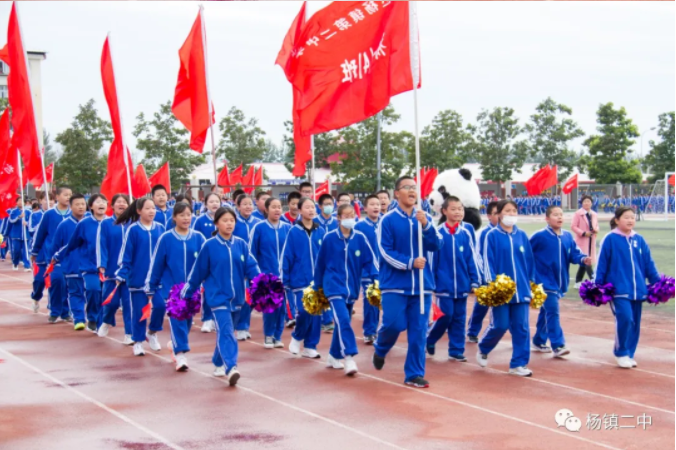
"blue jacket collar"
496,223,519,235
215,233,235,245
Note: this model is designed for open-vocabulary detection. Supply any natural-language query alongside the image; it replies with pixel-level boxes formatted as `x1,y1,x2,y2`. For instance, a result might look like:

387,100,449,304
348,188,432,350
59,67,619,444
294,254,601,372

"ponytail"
116,197,154,225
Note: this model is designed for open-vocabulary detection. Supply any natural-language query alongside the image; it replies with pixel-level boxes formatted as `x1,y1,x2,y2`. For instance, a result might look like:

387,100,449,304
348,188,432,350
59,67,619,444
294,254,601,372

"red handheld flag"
542,165,558,191
45,262,54,275
0,108,19,219
98,271,106,283
562,174,579,195
431,302,444,322
254,165,264,187
149,162,171,191
524,165,551,196
102,286,117,306
140,303,151,322
132,164,152,198
172,9,214,153
229,164,243,185
242,166,255,194
217,162,231,188
44,274,51,289
314,179,330,200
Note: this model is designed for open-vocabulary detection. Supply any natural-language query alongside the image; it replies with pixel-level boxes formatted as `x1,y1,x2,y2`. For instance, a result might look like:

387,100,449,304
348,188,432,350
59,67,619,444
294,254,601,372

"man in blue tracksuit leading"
373,176,444,388
529,205,591,358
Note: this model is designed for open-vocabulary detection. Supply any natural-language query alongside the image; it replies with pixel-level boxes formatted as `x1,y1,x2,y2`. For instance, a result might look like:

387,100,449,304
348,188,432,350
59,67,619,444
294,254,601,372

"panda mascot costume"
428,168,482,232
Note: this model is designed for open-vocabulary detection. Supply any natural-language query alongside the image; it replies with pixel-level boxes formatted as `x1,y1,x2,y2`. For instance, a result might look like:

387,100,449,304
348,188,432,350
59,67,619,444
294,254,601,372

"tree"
43,130,58,165
282,120,337,176
583,103,641,184
217,107,267,166
330,105,411,192
54,99,110,193
417,109,473,171
261,139,286,163
470,107,529,183
524,97,585,179
644,112,675,183
133,101,205,191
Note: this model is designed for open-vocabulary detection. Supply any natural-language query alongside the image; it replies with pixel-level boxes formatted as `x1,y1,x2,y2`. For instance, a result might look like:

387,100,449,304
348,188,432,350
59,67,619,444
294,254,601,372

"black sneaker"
87,321,97,332
405,377,429,388
426,345,435,356
363,335,376,345
321,323,334,333
62,316,73,323
448,354,467,362
285,319,296,329
48,316,58,324
372,353,385,371
467,335,478,343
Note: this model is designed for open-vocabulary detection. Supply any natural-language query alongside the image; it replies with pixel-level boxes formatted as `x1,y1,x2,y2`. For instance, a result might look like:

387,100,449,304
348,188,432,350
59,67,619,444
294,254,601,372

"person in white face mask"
476,199,537,377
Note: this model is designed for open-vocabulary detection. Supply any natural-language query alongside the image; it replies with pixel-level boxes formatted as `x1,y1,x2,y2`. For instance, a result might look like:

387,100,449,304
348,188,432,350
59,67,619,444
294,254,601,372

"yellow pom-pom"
0,234,3,245
476,274,516,307
366,280,381,310
302,286,330,316
530,282,546,309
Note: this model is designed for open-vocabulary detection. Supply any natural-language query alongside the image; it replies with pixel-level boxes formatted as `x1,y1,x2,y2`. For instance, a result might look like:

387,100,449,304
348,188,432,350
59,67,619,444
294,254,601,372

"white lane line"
0,345,184,450
0,297,409,450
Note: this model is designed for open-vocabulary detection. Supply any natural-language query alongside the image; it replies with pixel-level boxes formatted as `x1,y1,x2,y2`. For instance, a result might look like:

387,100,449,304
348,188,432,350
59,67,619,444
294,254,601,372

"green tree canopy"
644,111,675,183
133,101,205,192
217,107,267,166
417,109,473,171
282,120,337,177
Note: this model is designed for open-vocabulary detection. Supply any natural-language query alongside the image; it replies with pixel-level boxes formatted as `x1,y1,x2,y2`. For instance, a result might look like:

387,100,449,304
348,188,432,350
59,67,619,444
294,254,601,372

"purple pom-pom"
646,275,675,305
247,273,285,314
579,280,615,307
167,283,201,321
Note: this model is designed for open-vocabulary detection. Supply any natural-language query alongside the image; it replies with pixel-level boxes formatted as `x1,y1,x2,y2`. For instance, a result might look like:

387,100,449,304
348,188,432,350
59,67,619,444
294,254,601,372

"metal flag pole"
198,5,218,187
16,148,30,265
311,135,316,197
376,111,382,191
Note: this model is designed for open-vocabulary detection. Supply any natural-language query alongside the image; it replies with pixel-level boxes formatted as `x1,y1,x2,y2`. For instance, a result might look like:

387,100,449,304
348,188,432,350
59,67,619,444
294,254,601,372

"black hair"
15,197,22,204
614,206,634,221
441,195,462,211
297,197,315,212
152,184,168,196
210,184,222,192
116,197,154,225
264,197,281,211
236,193,253,207
318,194,334,206
55,186,71,196
376,189,390,199
31,202,39,211
299,182,313,192
336,203,354,218
212,207,237,236
204,192,221,208
231,189,245,202
111,194,130,209
255,190,271,201
175,193,192,207
69,193,86,206
172,202,193,218
364,194,380,206
486,200,499,215
496,199,518,214
287,191,302,203
545,205,563,218
581,195,593,204
337,192,351,202
609,217,618,230
87,193,107,210
394,176,414,190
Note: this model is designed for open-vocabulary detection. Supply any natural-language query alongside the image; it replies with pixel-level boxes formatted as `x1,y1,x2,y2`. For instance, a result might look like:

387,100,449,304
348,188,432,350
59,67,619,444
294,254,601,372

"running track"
0,264,673,450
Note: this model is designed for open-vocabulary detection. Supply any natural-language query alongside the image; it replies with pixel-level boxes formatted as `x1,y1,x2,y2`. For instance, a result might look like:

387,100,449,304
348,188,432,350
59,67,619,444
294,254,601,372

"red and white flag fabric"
229,164,243,185
149,162,171,191
314,179,330,200
0,108,18,218
242,165,256,194
562,173,579,195
217,162,231,192
100,36,134,202
23,161,53,188
287,1,421,137
254,165,264,187
6,2,45,185
524,165,551,196
132,164,151,198
172,8,214,154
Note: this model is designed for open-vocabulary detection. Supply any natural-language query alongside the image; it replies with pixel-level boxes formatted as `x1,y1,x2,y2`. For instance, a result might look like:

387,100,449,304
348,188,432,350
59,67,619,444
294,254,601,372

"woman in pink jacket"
571,195,599,287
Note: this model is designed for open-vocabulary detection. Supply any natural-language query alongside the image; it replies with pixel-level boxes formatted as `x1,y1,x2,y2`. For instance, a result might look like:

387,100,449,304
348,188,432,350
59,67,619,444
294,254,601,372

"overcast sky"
5,1,675,160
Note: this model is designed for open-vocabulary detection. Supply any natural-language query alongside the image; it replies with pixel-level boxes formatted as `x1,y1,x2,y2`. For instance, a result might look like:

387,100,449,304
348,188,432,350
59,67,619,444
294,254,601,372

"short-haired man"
152,185,173,228
252,191,271,221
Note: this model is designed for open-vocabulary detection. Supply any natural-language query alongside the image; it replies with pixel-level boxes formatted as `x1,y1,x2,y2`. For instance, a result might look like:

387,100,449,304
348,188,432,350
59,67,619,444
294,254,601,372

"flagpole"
107,32,134,200
376,112,382,191
16,147,29,264
197,5,218,187
311,135,316,197
14,2,49,210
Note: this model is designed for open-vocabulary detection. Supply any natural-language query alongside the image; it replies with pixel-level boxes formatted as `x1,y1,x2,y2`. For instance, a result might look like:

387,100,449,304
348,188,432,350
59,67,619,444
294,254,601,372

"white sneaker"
326,355,344,369
531,344,552,353
344,356,358,376
122,334,133,346
146,332,161,351
201,320,215,333
175,354,188,372
227,366,240,386
574,282,582,289
477,351,488,368
97,323,110,338
32,301,39,313
167,341,175,362
245,331,252,339
616,356,633,369
289,337,301,355
236,330,248,341
24,268,31,272
264,337,274,349
509,366,533,377
12,265,18,271
213,365,226,377
630,359,637,368
133,342,145,356
301,348,321,359
273,339,284,349
553,347,570,358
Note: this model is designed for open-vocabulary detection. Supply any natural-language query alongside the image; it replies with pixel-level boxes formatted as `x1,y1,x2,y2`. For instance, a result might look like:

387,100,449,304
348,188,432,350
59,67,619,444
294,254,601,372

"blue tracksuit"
233,212,261,332
192,212,217,323
31,206,71,307
249,220,292,340
530,227,586,350
28,209,44,247
355,216,382,337
479,224,535,369
374,205,443,382
467,223,495,338
281,222,325,350
153,206,173,228
167,215,196,231
57,216,106,326
97,216,131,334
116,221,165,343
8,207,30,268
145,229,206,354
427,223,480,357
183,234,260,371
251,209,266,221
315,228,378,360
0,216,7,260
280,212,300,225
313,214,340,326
595,230,661,358
52,217,83,322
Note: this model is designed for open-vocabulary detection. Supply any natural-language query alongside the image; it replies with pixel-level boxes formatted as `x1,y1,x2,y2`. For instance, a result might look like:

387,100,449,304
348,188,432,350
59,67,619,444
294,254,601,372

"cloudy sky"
4,1,675,159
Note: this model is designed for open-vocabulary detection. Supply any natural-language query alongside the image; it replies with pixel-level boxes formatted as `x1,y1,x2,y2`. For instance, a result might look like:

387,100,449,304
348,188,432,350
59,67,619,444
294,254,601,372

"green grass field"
517,218,675,316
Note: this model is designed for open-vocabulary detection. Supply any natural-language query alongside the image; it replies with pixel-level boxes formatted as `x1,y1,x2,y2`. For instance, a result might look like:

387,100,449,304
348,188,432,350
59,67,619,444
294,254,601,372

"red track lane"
0,265,673,450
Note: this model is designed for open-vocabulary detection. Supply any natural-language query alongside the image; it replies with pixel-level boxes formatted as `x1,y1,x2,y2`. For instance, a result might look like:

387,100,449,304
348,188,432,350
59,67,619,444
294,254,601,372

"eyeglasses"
397,185,417,192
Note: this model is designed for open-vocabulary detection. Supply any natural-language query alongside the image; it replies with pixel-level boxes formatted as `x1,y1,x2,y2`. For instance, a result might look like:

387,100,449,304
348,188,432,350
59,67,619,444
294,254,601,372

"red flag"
431,302,444,322
149,162,171,191
314,179,330,200
288,1,420,136
140,303,151,322
229,164,243,185
132,164,152,198
100,36,133,202
542,165,558,191
0,44,8,64
669,174,675,187
217,163,231,193
422,168,438,199
0,108,19,219
524,165,551,196
7,3,44,184
254,165,264,187
242,165,255,194
562,174,578,195
172,9,214,154
25,162,53,188
102,286,117,306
